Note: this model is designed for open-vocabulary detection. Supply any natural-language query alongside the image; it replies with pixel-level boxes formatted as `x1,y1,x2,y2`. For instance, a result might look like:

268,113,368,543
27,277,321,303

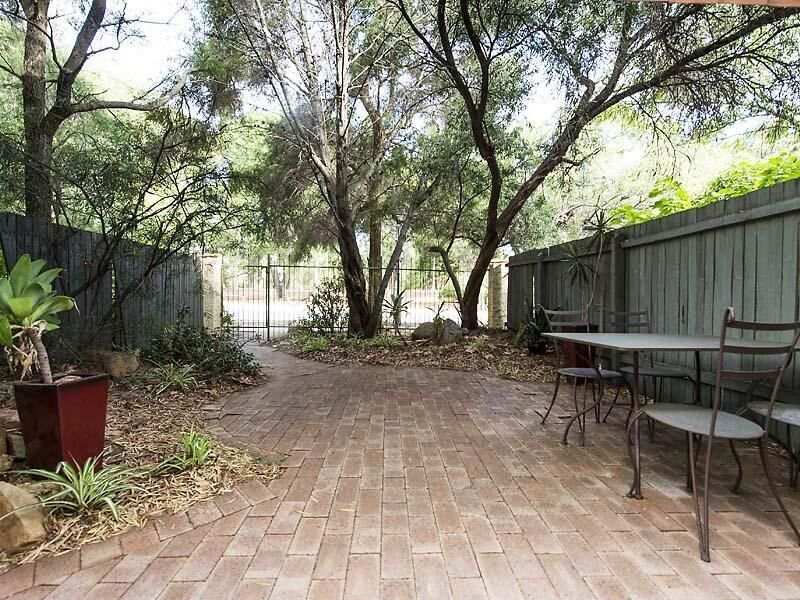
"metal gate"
222,257,488,339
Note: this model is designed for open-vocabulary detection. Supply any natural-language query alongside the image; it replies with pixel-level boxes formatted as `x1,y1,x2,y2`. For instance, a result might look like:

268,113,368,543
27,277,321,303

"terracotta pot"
527,340,547,355
560,323,598,369
13,373,109,470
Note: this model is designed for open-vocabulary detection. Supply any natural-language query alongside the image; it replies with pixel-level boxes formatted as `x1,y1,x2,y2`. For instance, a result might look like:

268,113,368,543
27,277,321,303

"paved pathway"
4,347,800,599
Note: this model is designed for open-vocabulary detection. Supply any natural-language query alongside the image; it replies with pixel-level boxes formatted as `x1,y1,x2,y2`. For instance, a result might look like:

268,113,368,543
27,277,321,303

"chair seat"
747,401,800,428
643,403,764,440
620,365,691,379
557,367,622,380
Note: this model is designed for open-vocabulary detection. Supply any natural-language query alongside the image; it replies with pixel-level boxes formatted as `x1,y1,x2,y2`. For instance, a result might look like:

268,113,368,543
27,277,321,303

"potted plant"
0,255,109,470
515,301,549,355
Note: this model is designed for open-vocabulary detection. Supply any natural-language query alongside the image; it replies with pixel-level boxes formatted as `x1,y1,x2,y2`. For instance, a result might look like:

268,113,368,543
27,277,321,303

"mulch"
272,332,556,383
0,370,281,571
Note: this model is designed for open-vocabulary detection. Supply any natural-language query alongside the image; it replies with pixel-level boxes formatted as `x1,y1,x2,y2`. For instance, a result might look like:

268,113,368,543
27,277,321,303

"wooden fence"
507,177,800,406
0,212,203,356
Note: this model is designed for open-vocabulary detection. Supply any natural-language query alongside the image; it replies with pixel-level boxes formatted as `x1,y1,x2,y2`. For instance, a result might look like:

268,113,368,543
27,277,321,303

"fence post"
201,254,223,330
487,261,505,329
535,254,544,307
609,234,626,368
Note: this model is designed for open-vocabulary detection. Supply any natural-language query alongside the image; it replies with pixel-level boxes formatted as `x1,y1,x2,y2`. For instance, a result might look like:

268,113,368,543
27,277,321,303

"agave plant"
0,255,75,383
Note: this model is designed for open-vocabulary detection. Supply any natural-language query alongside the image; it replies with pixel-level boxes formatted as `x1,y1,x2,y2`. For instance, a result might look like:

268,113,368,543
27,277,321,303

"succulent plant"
0,254,75,383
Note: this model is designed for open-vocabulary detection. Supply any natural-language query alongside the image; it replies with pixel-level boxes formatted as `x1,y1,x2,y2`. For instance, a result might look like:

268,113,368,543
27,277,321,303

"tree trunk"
338,218,371,335
368,215,382,309
460,232,500,330
21,0,53,225
28,327,53,384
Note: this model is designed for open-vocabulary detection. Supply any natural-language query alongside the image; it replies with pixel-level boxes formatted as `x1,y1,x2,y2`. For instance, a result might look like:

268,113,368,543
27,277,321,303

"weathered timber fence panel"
0,212,203,356
508,178,800,406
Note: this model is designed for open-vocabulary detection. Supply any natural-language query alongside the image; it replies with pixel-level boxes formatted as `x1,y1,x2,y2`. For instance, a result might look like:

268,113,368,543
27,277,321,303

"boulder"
93,351,141,378
6,430,25,459
0,454,12,472
437,319,463,345
411,322,437,341
0,482,46,554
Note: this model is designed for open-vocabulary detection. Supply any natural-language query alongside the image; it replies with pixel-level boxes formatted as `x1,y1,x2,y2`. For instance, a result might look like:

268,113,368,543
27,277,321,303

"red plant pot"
560,323,598,369
13,373,109,471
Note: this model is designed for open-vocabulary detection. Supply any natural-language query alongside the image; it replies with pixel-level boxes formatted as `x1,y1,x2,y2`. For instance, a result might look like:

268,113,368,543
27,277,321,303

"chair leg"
592,381,599,423
687,434,703,493
626,407,646,499
759,438,800,545
601,382,623,423
542,372,561,425
730,440,743,494
687,432,711,562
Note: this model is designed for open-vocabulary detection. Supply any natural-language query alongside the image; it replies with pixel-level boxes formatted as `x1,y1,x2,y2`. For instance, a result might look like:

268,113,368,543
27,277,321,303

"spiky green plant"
154,427,214,474
0,255,75,382
383,290,410,338
150,362,199,396
9,456,142,520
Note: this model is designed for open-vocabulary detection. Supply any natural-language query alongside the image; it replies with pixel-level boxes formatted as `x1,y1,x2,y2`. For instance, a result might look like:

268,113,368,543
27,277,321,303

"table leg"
627,351,643,499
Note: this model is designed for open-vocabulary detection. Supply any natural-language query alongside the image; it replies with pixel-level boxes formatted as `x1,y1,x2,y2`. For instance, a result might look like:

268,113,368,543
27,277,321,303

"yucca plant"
10,456,142,521
0,255,75,383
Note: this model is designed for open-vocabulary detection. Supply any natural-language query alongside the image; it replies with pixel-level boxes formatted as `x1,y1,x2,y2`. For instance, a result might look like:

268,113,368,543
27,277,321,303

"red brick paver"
4,346,800,599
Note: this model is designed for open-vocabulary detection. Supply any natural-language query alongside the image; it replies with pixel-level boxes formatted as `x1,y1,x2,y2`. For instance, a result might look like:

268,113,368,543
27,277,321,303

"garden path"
3,346,800,599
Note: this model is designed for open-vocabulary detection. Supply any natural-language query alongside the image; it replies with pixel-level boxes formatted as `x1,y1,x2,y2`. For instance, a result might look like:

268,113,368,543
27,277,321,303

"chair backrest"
596,307,652,334
712,307,800,434
539,306,592,368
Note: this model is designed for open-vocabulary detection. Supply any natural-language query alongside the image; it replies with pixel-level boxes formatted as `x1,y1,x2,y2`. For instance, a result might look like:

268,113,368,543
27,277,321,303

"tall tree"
397,0,800,328
198,0,442,336
0,0,194,226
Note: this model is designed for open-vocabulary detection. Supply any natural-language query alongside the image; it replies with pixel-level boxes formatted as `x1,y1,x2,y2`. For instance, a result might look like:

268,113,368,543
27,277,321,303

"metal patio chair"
539,307,625,446
627,307,800,562
598,308,695,437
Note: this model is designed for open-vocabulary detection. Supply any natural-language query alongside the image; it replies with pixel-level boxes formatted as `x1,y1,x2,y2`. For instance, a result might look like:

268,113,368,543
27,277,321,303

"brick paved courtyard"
3,347,800,599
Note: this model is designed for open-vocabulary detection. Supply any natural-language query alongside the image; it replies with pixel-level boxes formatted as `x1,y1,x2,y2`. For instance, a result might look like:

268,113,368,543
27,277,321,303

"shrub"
297,276,348,335
146,311,260,380
301,335,330,353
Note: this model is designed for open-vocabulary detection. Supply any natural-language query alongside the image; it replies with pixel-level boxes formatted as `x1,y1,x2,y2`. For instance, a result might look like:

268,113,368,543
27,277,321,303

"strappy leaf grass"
12,456,143,521
153,427,214,475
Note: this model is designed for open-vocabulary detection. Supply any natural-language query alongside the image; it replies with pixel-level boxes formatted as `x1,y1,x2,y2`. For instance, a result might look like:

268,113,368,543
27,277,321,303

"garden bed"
0,369,281,571
272,331,555,383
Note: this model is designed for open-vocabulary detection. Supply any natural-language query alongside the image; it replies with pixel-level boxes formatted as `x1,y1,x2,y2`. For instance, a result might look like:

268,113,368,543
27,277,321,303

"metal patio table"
542,332,786,499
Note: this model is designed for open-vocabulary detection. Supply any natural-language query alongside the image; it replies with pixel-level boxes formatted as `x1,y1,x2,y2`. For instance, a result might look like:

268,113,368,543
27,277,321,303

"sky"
52,0,198,98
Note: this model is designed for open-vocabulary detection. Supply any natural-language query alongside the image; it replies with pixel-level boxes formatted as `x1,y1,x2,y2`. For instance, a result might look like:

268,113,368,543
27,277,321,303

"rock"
0,424,6,456
0,454,12,472
6,431,24,459
437,319,463,345
411,322,437,341
0,482,46,554
93,351,140,378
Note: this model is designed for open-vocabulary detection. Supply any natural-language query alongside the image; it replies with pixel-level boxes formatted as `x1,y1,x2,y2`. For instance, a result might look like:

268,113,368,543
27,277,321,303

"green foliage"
146,311,260,381
611,153,800,227
150,363,200,396
515,303,549,347
155,427,214,474
301,335,330,353
0,254,74,346
13,456,142,521
365,336,401,349
469,338,490,352
297,277,349,335
383,290,410,335
561,243,594,287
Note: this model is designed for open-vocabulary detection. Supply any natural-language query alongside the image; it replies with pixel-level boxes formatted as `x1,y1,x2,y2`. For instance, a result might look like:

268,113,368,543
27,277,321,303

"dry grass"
0,372,281,571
